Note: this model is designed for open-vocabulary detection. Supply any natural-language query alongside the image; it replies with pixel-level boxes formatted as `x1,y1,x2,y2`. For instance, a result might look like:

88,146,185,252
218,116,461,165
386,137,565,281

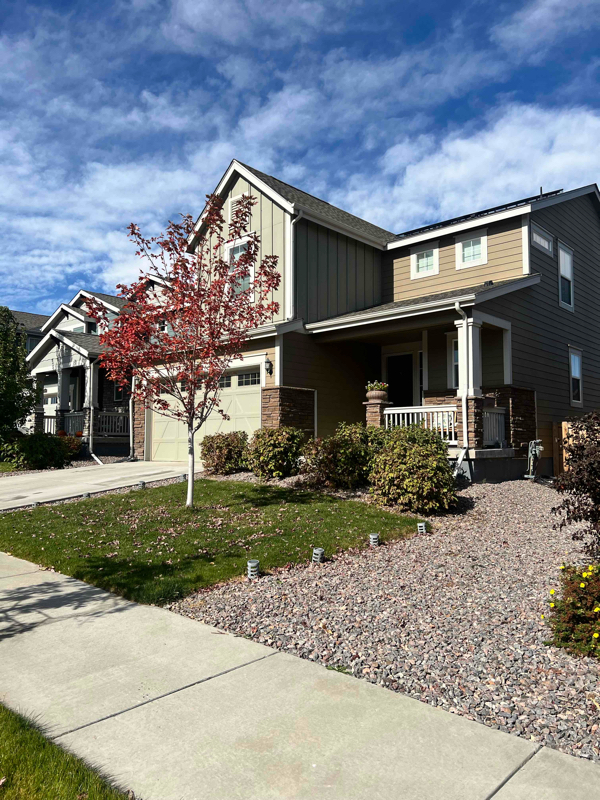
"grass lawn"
0,704,129,800
0,479,417,605
0,462,15,472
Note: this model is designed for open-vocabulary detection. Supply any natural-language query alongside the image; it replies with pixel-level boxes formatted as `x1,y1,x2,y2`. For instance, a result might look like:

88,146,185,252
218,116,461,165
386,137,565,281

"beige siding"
219,176,287,324
382,218,523,303
481,194,600,461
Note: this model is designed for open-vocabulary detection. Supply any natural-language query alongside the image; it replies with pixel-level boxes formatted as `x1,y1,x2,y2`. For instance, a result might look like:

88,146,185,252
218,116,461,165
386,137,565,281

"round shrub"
247,427,304,479
302,423,390,490
547,563,600,658
1,432,70,470
200,431,248,474
369,424,457,513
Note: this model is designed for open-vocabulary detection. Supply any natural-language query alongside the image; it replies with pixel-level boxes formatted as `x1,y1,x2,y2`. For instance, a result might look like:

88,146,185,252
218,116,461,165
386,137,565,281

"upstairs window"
410,241,439,279
559,242,574,311
569,348,583,406
455,228,487,268
227,241,252,295
531,223,553,255
87,322,97,334
114,384,125,403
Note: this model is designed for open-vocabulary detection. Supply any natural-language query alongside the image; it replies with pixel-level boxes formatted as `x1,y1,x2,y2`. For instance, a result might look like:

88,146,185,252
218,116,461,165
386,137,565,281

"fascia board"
26,331,56,364
41,304,86,333
76,290,121,315
531,184,600,210
387,205,532,251
473,273,540,303
52,331,91,358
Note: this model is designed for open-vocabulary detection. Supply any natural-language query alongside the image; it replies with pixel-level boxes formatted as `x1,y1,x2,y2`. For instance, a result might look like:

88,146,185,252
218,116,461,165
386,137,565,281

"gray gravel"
175,480,600,761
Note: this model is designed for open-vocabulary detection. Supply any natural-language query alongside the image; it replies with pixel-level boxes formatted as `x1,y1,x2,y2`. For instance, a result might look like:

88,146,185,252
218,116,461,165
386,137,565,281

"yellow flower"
550,602,555,608
541,614,545,619
580,583,586,588
550,589,555,595
594,633,599,639
560,565,566,570
594,607,600,613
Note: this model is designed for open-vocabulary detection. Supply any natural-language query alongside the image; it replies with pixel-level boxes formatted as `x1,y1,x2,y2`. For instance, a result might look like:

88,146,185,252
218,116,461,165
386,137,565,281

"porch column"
467,319,482,397
84,360,99,448
56,366,70,434
33,373,45,433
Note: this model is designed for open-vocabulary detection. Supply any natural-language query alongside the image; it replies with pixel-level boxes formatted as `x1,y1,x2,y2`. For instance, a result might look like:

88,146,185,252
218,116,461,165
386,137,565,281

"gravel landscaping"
0,455,129,478
175,480,600,762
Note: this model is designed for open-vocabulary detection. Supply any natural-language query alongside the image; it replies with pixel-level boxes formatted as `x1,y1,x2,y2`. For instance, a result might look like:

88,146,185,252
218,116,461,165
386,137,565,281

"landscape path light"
247,559,259,579
312,547,325,564
369,533,379,547
417,522,427,535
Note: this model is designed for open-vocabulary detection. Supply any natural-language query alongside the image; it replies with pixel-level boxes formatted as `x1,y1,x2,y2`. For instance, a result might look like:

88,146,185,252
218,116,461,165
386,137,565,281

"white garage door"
151,369,262,462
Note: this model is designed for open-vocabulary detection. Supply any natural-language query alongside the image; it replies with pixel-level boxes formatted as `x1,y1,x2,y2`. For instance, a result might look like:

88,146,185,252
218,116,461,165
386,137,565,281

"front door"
387,354,413,407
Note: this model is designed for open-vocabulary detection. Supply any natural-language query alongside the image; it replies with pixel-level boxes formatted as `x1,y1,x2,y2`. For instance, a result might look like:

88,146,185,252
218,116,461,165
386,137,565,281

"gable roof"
10,310,49,332
54,330,102,355
238,163,396,247
83,290,127,310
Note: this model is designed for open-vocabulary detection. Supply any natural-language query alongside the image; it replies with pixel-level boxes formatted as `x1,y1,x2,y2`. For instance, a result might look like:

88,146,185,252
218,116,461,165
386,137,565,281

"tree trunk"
186,424,195,508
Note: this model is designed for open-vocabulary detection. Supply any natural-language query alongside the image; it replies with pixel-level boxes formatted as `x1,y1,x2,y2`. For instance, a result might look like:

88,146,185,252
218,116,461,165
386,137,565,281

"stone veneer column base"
132,400,146,459
261,387,315,437
364,401,392,428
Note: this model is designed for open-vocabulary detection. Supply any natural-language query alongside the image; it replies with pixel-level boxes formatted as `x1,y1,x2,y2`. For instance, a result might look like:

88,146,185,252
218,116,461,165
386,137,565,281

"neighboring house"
122,160,599,478
25,290,131,456
9,310,49,354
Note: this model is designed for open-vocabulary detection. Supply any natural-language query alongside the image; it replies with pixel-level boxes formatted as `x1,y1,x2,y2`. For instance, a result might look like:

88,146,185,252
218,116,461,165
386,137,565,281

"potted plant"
366,381,389,402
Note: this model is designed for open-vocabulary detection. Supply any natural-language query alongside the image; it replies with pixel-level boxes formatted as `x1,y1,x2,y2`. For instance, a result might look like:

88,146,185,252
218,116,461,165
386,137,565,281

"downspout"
88,357,102,465
289,209,304,321
128,374,137,460
454,302,469,475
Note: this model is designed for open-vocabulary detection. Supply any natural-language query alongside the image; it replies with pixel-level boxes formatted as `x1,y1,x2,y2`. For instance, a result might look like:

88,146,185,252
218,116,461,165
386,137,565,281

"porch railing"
384,405,458,445
43,416,56,434
483,407,506,447
63,412,85,435
96,411,130,437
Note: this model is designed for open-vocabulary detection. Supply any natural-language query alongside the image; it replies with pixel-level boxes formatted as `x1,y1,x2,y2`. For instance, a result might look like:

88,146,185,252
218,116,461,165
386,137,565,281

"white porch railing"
384,405,458,445
483,407,506,447
96,411,130,436
43,416,56,434
63,412,85,435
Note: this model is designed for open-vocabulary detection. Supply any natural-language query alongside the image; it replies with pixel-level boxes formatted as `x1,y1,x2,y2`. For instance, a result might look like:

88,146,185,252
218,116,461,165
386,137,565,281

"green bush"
200,431,249,474
247,427,304,479
302,423,390,490
60,435,83,461
547,563,600,658
1,433,71,470
369,424,457,513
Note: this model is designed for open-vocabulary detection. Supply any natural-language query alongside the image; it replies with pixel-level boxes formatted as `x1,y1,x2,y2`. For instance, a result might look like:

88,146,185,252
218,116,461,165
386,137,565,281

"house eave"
40,303,87,334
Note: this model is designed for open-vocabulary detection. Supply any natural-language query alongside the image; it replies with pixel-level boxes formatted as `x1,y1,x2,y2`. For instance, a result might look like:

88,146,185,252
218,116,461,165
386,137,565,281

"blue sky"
2,0,600,313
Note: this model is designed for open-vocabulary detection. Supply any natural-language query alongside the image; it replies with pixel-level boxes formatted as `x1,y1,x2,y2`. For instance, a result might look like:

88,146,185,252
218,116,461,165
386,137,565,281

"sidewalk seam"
0,570,40,580
483,744,543,800
52,650,279,741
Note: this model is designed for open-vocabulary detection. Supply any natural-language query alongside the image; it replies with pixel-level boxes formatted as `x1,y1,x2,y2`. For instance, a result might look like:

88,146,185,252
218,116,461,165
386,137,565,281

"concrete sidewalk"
1,552,599,800
0,461,191,510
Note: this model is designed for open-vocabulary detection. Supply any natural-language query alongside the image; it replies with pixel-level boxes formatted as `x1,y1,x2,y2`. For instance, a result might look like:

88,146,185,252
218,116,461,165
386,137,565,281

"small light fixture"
312,547,325,563
265,357,273,376
369,533,379,547
180,474,187,483
139,481,146,490
417,522,427,535
247,559,260,579
83,493,91,499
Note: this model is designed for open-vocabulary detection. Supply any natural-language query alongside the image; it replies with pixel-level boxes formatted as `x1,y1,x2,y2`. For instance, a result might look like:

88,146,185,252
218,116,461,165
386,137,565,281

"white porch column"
84,360,99,408
467,319,483,397
454,318,469,397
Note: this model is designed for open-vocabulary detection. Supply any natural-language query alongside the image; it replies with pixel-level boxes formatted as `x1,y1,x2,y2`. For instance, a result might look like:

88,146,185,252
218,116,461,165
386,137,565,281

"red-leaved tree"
86,194,280,507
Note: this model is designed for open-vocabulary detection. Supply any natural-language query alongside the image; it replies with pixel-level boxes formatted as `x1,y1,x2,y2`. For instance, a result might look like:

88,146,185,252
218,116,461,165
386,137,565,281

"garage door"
150,369,262,462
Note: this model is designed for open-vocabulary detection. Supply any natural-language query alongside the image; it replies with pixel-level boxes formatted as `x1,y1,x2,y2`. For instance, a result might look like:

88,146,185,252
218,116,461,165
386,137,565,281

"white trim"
446,332,459,390
558,240,575,313
521,214,530,274
225,235,255,302
225,353,268,387
455,228,487,270
285,211,294,320
531,221,554,256
568,346,583,407
387,205,532,251
274,335,282,386
41,304,87,333
472,310,511,330
71,290,122,315
410,241,439,280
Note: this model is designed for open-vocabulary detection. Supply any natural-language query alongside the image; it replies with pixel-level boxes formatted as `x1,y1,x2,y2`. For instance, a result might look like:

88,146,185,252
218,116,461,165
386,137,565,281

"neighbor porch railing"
43,416,56,434
96,411,130,436
63,412,85,435
483,407,506,448
384,405,458,445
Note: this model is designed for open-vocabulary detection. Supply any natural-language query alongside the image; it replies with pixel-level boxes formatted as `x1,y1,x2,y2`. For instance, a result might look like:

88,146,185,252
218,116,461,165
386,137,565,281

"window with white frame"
531,223,553,255
219,374,231,389
410,241,439,279
569,348,583,406
455,228,487,269
227,240,252,295
446,335,459,389
238,370,260,387
559,242,574,310
114,384,125,403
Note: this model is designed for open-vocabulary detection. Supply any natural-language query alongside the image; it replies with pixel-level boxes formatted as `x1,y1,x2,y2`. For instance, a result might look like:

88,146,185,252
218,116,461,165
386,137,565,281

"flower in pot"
365,381,389,402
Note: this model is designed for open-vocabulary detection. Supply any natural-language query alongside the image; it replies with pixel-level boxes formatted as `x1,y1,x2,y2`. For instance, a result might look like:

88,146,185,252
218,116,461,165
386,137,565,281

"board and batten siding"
217,175,288,324
480,194,600,459
294,218,382,324
382,218,523,303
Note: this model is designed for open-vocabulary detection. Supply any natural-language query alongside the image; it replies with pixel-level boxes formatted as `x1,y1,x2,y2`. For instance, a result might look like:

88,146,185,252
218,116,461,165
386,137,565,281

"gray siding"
294,219,382,323
480,194,600,454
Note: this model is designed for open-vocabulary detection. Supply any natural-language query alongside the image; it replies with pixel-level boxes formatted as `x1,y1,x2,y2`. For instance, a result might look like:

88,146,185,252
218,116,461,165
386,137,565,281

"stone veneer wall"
132,400,146,459
423,391,484,448
261,387,315,437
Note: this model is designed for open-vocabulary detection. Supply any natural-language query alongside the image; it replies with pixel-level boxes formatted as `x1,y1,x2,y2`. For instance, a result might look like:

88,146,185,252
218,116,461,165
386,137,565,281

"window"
219,374,232,389
43,396,57,405
559,242,574,310
410,241,439,279
238,371,260,387
158,319,167,333
87,322,97,334
73,326,84,333
227,241,252,295
114,384,125,403
531,223,553,255
446,335,460,389
455,228,488,269
569,348,583,406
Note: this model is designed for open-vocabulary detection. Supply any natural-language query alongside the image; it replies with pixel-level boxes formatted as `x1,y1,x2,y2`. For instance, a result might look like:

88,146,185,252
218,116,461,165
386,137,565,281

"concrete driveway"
1,552,599,800
0,461,191,511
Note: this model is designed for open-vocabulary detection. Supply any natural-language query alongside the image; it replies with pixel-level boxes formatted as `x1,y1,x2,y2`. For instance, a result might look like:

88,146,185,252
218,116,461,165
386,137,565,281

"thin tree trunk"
186,424,195,508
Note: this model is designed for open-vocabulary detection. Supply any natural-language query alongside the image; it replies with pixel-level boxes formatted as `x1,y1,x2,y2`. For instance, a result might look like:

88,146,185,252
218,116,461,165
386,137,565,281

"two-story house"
124,160,599,479
25,290,131,456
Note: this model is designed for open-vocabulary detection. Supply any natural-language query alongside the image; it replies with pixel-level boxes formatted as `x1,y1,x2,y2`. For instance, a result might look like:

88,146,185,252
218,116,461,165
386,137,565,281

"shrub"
547,563,600,658
247,427,304,479
369,424,457,513
554,411,600,557
1,433,70,470
200,431,249,474
60,435,83,461
302,423,390,490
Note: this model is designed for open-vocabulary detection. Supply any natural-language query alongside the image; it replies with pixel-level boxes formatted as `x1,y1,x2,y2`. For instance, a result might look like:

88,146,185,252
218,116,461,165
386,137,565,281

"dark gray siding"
480,194,600,455
294,219,382,323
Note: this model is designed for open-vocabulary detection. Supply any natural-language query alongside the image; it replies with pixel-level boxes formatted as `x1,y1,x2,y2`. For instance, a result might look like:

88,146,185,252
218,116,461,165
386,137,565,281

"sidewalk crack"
484,744,543,800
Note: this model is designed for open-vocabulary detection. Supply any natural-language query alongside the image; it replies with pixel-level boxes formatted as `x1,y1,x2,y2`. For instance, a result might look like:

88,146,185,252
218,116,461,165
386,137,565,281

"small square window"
569,348,582,406
238,371,260,387
417,250,435,272
219,374,231,389
462,237,481,262
531,223,553,255
455,228,487,269
410,241,439,279
73,326,84,333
